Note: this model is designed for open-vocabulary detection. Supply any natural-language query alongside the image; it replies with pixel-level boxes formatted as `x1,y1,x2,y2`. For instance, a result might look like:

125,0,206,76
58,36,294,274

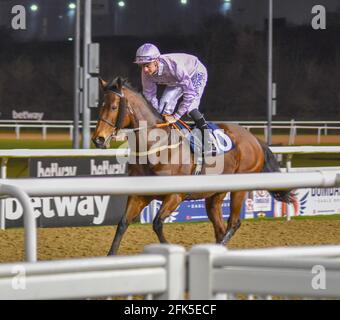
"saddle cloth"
174,121,235,157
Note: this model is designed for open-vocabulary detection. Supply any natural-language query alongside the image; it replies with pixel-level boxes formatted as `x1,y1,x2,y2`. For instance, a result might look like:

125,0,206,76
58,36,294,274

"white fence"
189,244,340,300
0,244,185,300
1,242,340,299
0,120,109,140
2,145,340,186
1,170,340,262
1,147,340,299
1,146,340,259
1,145,340,175
1,163,340,298
2,120,340,143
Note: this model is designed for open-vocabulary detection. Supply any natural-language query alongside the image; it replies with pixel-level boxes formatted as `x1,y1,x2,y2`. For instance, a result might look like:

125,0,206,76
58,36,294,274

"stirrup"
203,139,217,157
193,154,204,175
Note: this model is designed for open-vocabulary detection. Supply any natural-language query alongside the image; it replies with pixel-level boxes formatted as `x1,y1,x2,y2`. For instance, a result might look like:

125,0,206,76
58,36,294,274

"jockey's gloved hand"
163,114,177,124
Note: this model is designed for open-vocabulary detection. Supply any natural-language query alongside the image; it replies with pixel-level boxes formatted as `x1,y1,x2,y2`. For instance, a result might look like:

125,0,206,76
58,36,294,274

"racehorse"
92,77,293,255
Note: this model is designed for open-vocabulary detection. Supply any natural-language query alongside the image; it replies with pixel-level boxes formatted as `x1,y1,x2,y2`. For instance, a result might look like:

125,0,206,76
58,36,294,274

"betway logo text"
12,110,44,121
5,196,110,225
37,161,77,177
90,159,126,175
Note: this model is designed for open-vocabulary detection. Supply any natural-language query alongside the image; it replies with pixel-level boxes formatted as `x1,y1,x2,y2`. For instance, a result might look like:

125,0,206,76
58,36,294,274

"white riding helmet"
134,43,161,64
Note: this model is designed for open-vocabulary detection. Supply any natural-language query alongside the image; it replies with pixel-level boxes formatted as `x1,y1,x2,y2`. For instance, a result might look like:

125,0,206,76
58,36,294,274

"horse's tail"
258,139,295,203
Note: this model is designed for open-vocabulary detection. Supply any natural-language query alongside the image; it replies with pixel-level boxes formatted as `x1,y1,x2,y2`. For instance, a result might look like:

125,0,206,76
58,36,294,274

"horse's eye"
111,104,119,110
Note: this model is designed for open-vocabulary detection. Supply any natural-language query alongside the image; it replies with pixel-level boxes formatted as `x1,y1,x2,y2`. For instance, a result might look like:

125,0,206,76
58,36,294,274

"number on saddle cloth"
175,121,235,156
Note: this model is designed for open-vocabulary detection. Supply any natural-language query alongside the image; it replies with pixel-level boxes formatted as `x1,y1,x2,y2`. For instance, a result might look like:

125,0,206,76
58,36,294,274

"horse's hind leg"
221,191,247,245
205,193,227,243
108,195,151,256
153,194,184,243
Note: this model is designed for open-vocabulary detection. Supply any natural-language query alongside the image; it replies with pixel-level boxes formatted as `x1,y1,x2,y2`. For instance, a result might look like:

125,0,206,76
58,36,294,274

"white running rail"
189,244,340,300
0,244,186,300
1,171,340,262
1,119,340,143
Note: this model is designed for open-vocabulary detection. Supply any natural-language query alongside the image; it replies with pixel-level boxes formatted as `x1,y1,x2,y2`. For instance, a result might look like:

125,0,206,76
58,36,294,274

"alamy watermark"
10,4,327,32
11,265,26,290
311,5,326,30
99,121,228,174
11,5,26,30
7,263,328,293
311,264,326,290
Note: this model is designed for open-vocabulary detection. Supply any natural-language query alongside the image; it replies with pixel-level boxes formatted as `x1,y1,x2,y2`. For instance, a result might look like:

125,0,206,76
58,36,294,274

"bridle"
95,87,126,146
98,87,125,130
96,85,185,154
99,87,170,133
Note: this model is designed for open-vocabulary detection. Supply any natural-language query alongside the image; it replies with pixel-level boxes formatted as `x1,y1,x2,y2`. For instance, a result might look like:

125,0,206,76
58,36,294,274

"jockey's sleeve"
172,64,196,119
142,71,159,111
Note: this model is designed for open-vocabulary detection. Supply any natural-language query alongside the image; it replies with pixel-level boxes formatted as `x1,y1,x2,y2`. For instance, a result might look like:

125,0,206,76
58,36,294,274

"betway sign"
35,159,127,178
4,157,128,228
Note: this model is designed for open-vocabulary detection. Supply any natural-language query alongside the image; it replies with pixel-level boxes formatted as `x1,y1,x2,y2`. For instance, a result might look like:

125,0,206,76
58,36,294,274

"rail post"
0,184,37,262
0,158,8,230
189,244,228,300
144,244,186,300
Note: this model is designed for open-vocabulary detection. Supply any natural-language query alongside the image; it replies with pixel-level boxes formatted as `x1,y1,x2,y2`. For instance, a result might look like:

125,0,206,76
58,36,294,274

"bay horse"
92,77,293,255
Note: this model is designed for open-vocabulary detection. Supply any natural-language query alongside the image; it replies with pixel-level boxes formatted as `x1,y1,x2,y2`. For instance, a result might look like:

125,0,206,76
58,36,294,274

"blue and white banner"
141,191,275,224
274,187,340,218
141,187,340,224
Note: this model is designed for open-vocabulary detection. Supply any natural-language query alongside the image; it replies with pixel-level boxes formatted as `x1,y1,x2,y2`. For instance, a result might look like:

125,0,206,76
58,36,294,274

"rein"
99,110,169,132
99,86,187,152
101,87,171,131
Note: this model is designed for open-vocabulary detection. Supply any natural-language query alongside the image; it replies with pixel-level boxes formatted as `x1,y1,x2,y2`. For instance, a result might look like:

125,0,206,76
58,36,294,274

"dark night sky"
0,0,340,120
233,0,339,29
1,0,340,41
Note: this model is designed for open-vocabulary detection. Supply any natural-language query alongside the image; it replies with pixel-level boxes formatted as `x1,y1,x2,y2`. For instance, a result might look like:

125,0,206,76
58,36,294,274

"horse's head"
92,77,131,149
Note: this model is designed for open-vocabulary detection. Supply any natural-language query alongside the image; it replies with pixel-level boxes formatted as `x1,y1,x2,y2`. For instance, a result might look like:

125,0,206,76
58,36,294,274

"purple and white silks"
141,53,208,119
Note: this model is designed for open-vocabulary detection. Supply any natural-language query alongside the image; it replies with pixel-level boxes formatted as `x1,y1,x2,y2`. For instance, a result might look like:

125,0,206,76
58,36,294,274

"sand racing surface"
1,219,340,262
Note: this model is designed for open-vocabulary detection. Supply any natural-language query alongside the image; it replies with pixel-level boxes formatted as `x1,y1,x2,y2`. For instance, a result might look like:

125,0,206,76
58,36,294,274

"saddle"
172,120,235,157
168,119,235,175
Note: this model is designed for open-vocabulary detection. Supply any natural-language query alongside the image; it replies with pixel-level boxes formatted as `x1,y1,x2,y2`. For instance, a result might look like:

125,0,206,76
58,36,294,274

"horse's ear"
99,77,108,90
117,77,123,91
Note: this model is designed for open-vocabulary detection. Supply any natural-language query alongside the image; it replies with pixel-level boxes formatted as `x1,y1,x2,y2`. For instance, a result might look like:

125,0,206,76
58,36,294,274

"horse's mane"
108,76,163,121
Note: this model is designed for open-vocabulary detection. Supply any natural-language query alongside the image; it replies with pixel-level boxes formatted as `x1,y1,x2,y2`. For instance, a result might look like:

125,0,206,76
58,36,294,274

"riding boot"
189,109,211,162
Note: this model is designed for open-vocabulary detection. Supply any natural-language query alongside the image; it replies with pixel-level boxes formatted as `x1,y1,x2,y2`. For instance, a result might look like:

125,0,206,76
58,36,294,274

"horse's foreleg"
153,194,184,244
205,193,227,243
221,191,247,245
108,195,151,255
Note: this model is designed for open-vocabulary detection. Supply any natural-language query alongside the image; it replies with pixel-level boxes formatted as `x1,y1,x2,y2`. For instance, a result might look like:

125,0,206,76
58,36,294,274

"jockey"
134,43,212,156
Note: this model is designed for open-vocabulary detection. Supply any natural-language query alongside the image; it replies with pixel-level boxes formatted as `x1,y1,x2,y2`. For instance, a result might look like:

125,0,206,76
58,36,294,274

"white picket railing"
2,241,340,300
1,171,339,197
189,244,340,300
1,119,340,143
1,145,340,176
0,244,186,300
0,170,340,262
1,145,340,248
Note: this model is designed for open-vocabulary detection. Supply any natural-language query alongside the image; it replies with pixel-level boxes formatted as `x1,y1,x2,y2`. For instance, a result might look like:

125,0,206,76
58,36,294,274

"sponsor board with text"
141,188,340,223
4,157,128,228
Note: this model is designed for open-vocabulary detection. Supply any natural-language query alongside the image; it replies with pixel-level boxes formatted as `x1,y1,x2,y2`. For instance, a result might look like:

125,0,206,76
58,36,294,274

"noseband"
99,116,117,129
